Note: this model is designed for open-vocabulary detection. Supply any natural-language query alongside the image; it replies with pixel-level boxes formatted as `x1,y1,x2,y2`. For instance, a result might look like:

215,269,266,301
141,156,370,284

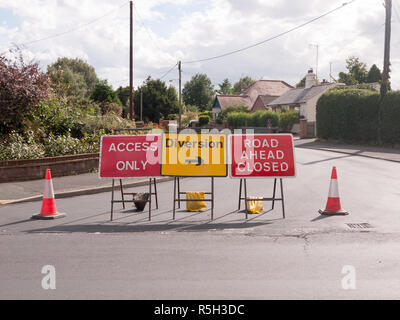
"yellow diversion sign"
161,133,227,177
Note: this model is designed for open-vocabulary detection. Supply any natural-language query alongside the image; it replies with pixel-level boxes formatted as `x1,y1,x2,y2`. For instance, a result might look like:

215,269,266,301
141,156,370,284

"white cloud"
0,0,398,89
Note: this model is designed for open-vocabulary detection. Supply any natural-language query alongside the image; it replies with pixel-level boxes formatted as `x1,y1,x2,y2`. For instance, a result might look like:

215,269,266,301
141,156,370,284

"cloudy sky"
0,0,399,90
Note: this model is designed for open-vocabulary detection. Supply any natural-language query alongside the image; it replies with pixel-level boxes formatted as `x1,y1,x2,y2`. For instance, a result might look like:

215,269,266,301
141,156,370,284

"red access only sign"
99,135,161,178
229,134,296,178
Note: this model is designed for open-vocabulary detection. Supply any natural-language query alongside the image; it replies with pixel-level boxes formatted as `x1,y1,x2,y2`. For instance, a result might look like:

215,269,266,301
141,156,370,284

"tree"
338,56,368,85
116,86,130,106
182,73,215,112
90,80,121,105
0,54,50,134
338,72,358,85
233,76,256,94
116,86,130,118
367,64,382,83
346,56,368,83
217,78,233,95
133,77,178,123
47,57,98,98
296,76,306,88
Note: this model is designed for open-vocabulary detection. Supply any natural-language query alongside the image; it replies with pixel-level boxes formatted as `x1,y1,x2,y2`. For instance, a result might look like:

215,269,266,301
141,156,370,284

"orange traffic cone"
32,169,66,220
318,166,348,216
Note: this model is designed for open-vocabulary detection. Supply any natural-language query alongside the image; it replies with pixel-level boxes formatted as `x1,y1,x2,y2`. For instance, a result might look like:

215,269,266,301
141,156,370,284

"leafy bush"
381,91,400,144
0,131,44,160
182,111,199,126
0,54,50,135
99,102,122,116
198,115,210,126
251,110,279,127
32,97,81,137
216,105,249,123
42,134,82,157
226,112,251,127
199,111,212,118
227,110,279,128
279,110,300,132
185,105,199,113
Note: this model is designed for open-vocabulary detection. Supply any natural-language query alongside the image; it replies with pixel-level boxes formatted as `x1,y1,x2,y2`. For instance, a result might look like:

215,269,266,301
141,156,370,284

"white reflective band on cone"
43,179,55,199
328,179,339,198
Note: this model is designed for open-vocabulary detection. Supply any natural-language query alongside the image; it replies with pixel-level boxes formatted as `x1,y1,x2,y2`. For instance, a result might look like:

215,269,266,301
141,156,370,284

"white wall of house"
304,91,328,122
299,103,307,119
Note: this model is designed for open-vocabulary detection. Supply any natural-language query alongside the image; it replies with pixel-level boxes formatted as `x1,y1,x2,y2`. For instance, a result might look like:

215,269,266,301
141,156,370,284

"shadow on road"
24,207,281,234
25,220,273,234
310,214,333,222
299,152,361,166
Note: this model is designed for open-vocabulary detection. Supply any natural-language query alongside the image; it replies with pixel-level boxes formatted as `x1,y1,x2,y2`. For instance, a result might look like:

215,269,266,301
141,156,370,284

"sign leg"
177,177,181,209
173,177,176,220
211,177,214,221
280,179,285,219
119,179,125,210
111,179,115,221
153,178,158,209
244,179,248,220
149,178,152,221
272,178,277,210
238,179,242,211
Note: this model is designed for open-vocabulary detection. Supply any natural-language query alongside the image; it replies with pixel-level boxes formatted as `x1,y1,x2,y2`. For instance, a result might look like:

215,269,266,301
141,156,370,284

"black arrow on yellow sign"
185,156,204,166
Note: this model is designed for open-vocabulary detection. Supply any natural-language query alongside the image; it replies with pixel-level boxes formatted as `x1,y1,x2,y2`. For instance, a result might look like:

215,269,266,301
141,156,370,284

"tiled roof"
214,95,253,110
268,84,336,106
213,80,293,111
258,95,280,106
241,80,293,103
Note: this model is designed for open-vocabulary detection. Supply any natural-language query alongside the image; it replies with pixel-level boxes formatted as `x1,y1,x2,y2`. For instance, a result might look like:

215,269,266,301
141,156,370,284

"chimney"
305,68,317,88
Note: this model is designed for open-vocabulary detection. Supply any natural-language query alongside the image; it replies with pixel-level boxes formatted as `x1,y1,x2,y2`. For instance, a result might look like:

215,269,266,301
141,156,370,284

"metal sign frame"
238,178,285,220
228,133,296,179
110,178,158,221
172,177,215,220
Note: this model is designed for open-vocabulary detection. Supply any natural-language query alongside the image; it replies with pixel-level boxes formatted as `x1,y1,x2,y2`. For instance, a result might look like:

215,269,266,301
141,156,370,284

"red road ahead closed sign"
230,134,296,178
99,135,161,178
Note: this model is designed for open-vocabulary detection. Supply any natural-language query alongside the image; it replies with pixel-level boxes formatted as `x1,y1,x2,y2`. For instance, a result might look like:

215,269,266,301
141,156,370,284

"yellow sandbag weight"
186,192,207,212
246,197,263,214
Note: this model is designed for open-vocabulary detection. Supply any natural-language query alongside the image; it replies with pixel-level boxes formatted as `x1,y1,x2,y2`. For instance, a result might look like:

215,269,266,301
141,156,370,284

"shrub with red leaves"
0,54,50,135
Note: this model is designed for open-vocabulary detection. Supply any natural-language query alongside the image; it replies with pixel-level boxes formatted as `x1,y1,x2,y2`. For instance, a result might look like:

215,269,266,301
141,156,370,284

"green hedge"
227,110,279,128
381,92,400,144
280,110,300,132
198,115,210,126
316,88,400,144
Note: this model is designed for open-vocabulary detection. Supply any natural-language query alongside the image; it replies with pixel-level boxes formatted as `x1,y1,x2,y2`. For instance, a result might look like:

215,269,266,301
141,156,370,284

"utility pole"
378,0,392,145
178,61,182,131
129,0,134,121
382,0,392,94
140,89,143,122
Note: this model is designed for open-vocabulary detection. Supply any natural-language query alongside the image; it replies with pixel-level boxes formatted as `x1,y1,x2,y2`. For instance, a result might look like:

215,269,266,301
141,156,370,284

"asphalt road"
1,147,400,299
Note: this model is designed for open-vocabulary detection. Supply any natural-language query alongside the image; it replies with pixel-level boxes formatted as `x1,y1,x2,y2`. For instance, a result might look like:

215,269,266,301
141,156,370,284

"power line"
158,62,178,80
183,0,356,64
6,1,129,49
133,3,163,53
393,2,400,22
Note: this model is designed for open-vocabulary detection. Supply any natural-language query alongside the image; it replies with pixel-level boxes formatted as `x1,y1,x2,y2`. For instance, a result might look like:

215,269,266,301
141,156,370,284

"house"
267,69,343,137
251,95,280,112
211,80,293,118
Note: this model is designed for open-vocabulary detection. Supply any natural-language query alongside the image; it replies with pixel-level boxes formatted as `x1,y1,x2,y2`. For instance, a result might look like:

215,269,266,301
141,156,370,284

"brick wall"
0,153,99,183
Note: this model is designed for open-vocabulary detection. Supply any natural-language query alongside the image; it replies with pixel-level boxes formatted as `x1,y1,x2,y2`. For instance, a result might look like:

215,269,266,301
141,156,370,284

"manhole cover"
347,223,372,229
